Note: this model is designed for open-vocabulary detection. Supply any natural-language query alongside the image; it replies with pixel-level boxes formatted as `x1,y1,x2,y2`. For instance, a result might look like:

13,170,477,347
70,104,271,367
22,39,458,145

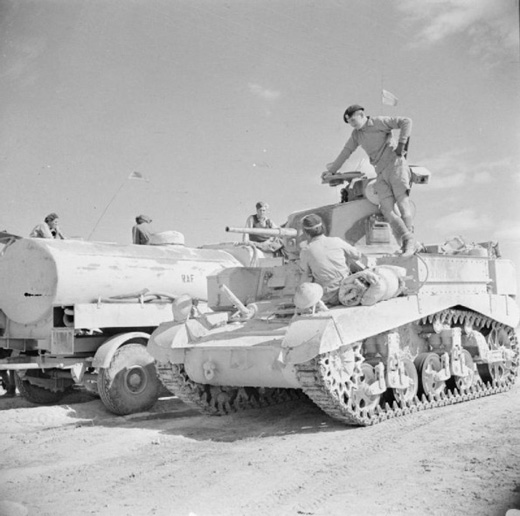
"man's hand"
395,142,405,157
322,163,338,179
326,162,336,172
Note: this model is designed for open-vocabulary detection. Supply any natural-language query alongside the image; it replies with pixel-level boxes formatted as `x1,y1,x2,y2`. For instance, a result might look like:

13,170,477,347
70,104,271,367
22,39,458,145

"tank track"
155,362,303,416
155,309,518,424
294,308,519,426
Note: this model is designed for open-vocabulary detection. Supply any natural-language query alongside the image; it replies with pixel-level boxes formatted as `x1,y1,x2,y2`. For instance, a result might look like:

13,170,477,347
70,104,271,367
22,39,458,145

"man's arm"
132,226,139,244
29,225,41,238
340,240,364,263
299,250,313,283
30,224,52,239
326,134,359,174
378,116,412,156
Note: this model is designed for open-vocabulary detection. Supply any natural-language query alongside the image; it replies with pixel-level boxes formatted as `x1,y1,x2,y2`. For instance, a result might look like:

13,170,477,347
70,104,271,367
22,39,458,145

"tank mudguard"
281,293,519,365
92,332,151,369
146,321,188,364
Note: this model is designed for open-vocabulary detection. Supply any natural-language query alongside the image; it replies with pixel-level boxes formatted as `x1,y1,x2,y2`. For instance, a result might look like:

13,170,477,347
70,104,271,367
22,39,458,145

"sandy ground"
0,383,519,516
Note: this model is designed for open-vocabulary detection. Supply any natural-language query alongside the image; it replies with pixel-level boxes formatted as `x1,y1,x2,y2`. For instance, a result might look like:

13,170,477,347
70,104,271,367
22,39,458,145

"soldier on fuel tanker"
299,213,363,305
324,104,415,257
132,214,154,245
30,213,65,239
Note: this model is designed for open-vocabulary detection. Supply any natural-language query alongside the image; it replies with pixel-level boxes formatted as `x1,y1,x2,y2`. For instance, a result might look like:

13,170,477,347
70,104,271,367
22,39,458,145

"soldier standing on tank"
299,213,363,305
324,105,415,257
30,213,65,239
132,214,154,245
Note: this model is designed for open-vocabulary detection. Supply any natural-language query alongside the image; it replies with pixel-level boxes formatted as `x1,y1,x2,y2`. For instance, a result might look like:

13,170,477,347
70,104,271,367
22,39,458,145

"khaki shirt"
329,116,412,174
132,222,155,245
300,235,361,301
30,223,65,239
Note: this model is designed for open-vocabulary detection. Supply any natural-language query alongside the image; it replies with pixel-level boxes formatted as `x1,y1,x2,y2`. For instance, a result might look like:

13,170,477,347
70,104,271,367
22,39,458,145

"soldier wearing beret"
325,105,415,257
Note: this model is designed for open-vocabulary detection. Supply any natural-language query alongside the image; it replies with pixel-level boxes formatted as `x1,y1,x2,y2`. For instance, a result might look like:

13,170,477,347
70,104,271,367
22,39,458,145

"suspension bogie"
349,308,518,421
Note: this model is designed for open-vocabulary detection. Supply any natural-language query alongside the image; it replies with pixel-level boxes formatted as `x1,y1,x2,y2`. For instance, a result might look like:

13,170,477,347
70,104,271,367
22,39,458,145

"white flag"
382,89,398,106
128,171,147,181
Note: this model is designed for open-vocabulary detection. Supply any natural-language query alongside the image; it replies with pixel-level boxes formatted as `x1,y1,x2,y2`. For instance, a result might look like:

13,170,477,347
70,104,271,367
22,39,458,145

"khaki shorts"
375,158,411,202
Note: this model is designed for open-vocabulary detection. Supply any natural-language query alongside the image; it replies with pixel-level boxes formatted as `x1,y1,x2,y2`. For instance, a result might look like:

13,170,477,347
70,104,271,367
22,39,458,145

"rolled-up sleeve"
342,241,362,262
299,249,313,283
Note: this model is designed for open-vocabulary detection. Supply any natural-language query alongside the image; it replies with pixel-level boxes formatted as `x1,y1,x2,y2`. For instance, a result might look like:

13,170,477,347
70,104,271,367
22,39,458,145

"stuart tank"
147,169,519,426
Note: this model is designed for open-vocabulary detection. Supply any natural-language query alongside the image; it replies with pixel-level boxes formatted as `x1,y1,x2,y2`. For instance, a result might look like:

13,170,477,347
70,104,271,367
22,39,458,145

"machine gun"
321,167,430,204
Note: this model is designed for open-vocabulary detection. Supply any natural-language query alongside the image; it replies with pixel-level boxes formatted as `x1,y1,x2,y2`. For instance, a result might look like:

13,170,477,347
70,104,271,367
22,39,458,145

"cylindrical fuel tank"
0,239,242,325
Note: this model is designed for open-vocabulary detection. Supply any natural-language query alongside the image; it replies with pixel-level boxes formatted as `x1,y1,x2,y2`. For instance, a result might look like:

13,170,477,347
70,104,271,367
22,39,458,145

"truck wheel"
14,370,70,404
98,343,161,416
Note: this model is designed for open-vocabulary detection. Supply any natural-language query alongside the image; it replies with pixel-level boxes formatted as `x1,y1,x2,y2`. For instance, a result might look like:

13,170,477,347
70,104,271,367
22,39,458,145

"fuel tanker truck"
0,231,263,415
148,169,519,426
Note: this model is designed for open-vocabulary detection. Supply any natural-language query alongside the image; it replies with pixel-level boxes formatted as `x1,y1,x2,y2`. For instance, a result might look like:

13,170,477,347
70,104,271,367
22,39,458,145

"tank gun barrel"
225,227,298,238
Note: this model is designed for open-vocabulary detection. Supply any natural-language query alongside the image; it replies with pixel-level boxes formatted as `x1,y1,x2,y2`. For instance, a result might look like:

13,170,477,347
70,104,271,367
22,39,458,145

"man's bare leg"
380,196,415,257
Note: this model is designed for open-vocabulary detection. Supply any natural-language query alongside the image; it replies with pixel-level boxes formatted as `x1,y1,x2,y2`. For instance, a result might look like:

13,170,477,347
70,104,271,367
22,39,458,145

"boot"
401,233,416,257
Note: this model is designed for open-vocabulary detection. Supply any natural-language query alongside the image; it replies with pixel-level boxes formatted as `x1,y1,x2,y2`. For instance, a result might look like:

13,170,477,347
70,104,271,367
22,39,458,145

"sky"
0,0,519,275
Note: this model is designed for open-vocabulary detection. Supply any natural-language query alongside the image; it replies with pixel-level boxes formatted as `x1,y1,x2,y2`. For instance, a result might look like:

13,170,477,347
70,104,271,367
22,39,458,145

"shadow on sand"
0,388,357,442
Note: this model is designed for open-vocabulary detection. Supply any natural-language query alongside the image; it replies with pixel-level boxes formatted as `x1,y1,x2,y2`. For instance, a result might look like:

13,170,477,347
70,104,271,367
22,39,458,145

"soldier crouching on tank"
323,104,415,257
299,213,364,305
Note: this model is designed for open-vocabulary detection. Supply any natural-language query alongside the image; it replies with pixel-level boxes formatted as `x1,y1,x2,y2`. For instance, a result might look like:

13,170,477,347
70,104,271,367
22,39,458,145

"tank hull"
148,251,520,426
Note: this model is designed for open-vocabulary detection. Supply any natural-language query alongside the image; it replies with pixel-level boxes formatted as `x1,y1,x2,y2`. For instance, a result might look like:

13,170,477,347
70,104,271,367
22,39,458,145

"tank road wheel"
14,370,72,404
98,343,161,416
478,327,515,385
391,358,419,405
448,350,476,392
415,353,446,399
350,363,381,412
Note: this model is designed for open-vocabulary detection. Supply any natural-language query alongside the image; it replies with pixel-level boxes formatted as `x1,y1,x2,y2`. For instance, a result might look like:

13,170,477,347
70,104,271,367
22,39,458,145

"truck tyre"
97,343,161,416
14,370,70,404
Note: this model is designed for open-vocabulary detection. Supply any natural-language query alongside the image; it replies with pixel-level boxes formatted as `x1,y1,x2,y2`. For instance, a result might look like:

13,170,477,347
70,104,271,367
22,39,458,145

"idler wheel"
478,327,514,385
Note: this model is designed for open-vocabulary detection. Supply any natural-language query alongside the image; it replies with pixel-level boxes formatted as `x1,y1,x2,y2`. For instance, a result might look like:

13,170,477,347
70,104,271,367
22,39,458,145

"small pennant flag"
382,89,398,106
128,171,148,181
